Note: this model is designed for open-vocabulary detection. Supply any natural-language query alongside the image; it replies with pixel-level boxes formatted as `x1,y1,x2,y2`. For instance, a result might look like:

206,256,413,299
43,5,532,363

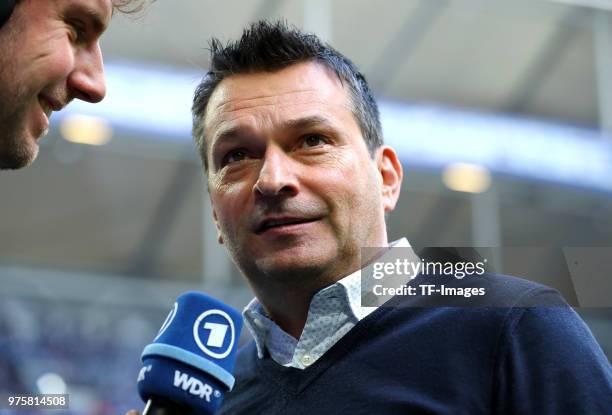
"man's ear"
210,197,224,245
376,145,403,212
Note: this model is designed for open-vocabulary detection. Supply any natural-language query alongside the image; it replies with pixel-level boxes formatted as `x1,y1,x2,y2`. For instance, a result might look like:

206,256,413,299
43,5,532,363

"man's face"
0,0,111,169
204,62,401,288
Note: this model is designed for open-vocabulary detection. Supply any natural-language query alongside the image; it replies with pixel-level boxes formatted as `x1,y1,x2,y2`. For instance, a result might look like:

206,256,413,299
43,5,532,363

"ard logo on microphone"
193,309,236,359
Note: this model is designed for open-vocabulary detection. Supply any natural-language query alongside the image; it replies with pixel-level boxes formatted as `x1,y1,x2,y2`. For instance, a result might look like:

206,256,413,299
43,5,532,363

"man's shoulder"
233,340,258,374
220,340,274,415
477,272,567,306
396,271,567,309
375,271,582,356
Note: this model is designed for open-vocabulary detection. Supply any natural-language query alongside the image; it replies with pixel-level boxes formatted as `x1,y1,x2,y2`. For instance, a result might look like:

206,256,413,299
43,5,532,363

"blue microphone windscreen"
138,291,244,414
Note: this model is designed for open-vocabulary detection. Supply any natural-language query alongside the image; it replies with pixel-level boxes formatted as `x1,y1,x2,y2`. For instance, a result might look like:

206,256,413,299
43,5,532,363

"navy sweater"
219,274,612,414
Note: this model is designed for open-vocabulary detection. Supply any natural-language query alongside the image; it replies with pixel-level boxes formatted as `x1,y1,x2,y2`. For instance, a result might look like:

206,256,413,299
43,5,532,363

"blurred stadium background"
1,0,611,413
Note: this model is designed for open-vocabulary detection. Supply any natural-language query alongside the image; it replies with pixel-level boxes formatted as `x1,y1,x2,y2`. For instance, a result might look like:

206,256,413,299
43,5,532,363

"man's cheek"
218,215,243,242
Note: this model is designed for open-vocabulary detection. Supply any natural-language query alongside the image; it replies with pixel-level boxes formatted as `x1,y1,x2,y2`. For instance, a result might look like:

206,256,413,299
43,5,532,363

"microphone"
137,291,244,415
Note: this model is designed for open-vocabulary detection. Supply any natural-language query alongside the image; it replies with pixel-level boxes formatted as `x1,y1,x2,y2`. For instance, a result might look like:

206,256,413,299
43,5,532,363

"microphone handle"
143,397,192,415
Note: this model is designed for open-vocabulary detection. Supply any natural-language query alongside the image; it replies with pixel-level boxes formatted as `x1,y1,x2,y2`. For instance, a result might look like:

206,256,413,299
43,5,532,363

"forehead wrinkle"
215,89,328,115
207,112,269,156
213,95,353,126
210,98,350,136
207,90,345,134
204,65,357,159
211,115,260,143
206,101,355,157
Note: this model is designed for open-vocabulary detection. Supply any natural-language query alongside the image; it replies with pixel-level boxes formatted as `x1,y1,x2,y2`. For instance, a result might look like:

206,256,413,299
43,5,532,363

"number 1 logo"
193,309,235,359
203,322,229,347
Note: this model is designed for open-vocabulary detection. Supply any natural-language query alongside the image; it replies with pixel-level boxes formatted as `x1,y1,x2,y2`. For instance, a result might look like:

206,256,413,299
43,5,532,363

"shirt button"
253,318,264,328
300,354,313,367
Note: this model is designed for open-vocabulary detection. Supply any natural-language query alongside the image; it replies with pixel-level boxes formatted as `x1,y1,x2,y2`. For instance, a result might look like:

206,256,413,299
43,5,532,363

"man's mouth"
255,217,319,234
38,97,52,120
38,95,62,120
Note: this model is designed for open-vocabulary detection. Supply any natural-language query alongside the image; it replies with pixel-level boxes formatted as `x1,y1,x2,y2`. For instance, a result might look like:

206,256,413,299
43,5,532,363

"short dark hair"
192,20,383,172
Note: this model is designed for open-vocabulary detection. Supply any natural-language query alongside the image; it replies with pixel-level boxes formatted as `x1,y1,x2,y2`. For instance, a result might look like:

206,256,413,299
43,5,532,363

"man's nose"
67,43,106,103
253,147,299,198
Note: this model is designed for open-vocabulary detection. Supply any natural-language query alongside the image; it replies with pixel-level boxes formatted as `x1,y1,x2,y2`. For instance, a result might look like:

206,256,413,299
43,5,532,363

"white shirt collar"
243,238,414,359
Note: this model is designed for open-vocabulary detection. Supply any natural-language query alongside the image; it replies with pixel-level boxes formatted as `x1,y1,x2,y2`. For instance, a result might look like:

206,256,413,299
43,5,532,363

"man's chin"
0,135,39,170
254,252,332,280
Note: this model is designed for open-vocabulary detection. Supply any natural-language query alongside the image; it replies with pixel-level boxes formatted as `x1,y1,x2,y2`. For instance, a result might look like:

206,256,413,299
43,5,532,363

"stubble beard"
0,92,40,170
0,14,40,170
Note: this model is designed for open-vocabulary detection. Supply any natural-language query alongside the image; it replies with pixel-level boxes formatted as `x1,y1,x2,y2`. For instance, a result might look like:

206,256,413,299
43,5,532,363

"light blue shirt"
243,238,413,369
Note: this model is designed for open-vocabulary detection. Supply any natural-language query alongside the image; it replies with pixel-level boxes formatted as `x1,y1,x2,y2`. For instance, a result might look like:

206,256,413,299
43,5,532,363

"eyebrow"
66,3,109,35
282,115,336,132
211,126,251,151
211,116,335,148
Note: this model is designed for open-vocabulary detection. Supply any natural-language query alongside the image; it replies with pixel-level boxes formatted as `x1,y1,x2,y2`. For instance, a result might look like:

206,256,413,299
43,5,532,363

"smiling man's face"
204,61,399,289
0,0,111,169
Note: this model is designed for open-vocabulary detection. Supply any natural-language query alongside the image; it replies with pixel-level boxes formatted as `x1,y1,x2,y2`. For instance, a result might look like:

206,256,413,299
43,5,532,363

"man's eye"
222,149,248,166
68,21,86,42
301,134,327,148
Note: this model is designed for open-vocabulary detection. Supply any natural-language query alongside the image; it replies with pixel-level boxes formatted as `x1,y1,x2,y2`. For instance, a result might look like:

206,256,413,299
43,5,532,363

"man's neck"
251,249,391,338
253,274,330,339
